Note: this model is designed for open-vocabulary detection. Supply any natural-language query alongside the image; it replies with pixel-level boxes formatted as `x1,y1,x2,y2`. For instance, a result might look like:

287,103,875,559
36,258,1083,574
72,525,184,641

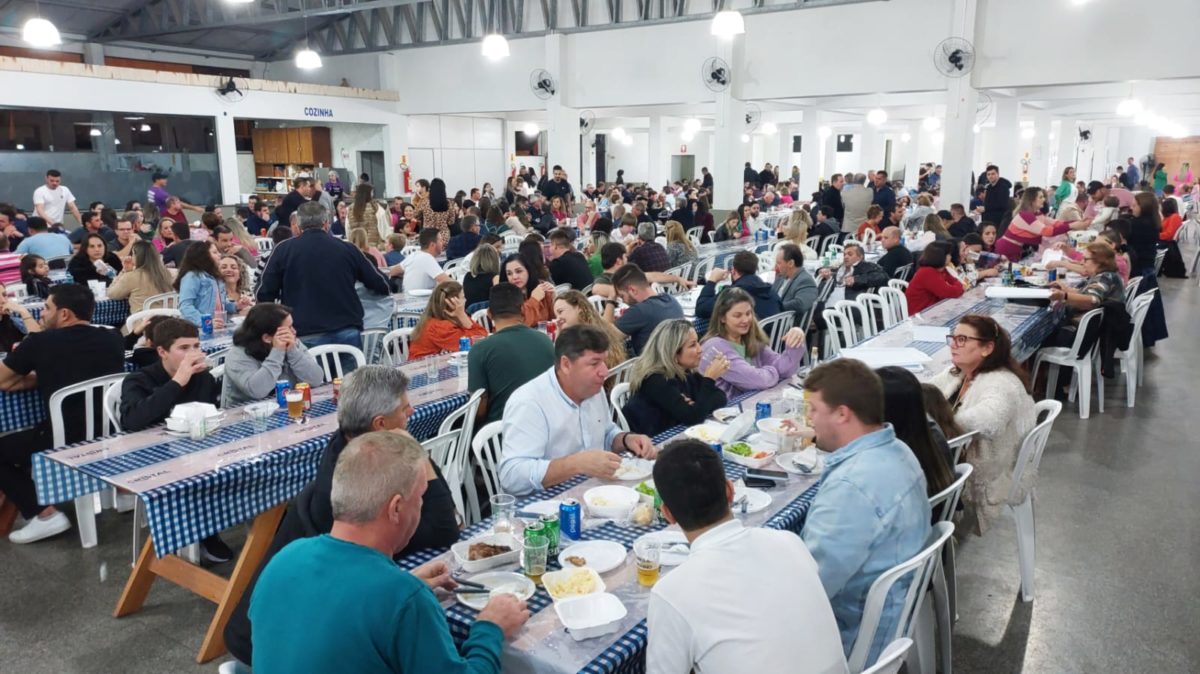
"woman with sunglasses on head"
623,319,728,436
930,314,1035,535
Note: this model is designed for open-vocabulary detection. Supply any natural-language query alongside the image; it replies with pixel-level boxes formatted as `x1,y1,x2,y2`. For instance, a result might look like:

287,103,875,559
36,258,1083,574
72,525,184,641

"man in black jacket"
118,317,232,562
701,166,714,191
223,365,460,667
743,162,758,188
820,174,845,223
818,242,889,301
981,165,1013,233
947,203,977,238
696,250,782,321
256,201,391,352
876,226,914,279
274,176,314,230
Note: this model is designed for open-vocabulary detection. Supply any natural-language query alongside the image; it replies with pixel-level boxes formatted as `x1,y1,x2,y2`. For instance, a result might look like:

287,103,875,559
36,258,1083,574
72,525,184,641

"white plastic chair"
254,237,273,255
554,283,571,297
205,347,230,389
1110,290,1155,407
471,307,494,333
877,287,908,329
124,308,181,334
860,227,878,248
834,299,870,340
855,293,884,337
860,638,913,674
380,327,414,365
587,295,608,315
1122,275,1143,313
604,359,635,387
471,421,505,504
822,308,855,356
142,292,179,311
308,344,366,382
422,428,463,518
1008,399,1062,602
846,521,955,673
400,244,420,257
928,463,974,674
758,312,795,354
360,328,388,365
819,233,839,255
805,235,821,250
691,256,714,284
610,382,631,432
1153,248,1166,275
1031,308,1103,419
892,263,913,281
502,233,524,248
685,226,703,246
49,373,127,548
756,251,776,274
436,389,485,525
945,429,979,465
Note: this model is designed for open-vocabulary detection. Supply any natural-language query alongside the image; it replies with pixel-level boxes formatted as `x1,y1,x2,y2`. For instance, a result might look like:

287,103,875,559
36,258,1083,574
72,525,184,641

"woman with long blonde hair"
552,289,626,367
777,209,818,259
408,280,489,359
698,287,805,397
349,228,387,268
623,319,727,435
663,220,697,268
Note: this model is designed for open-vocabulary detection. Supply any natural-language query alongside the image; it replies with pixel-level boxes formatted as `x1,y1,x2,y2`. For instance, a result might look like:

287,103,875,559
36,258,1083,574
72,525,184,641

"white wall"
407,116,506,191
1116,126,1155,167
262,53,383,90
604,132,650,184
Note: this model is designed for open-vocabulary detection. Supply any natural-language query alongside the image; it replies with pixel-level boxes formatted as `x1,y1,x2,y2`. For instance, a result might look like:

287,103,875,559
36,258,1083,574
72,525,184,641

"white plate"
732,486,772,514
683,423,728,445
455,571,536,610
775,448,825,476
612,458,653,482
407,288,433,297
636,530,690,566
558,541,628,574
521,500,562,518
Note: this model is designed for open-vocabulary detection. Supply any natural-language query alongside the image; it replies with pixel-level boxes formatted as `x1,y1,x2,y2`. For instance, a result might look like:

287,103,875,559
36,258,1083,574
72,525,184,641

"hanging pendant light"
481,34,510,61
711,11,745,38
295,13,322,69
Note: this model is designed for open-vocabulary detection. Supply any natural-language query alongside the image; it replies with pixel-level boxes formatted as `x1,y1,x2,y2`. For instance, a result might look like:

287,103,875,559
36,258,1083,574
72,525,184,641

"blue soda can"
1047,268,1058,282
559,498,582,541
200,314,214,336
274,379,291,407
459,336,471,352
756,401,772,421
711,442,723,458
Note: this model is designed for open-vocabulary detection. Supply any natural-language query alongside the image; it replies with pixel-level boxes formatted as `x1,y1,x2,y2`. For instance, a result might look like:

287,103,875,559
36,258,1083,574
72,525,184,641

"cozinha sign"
304,107,334,118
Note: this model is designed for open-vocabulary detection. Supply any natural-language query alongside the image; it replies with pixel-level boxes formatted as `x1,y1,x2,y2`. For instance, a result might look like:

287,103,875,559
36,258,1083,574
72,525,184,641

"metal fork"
733,494,749,514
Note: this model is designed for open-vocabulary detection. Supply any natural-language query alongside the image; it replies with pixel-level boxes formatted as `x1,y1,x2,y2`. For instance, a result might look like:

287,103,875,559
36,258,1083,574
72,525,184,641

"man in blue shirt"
800,359,931,665
15,216,71,259
250,431,529,673
498,324,656,495
871,171,896,217
446,214,482,260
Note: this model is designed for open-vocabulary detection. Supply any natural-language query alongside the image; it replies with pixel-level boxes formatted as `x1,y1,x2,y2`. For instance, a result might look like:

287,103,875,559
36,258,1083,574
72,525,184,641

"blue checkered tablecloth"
401,392,821,674
33,371,471,557
0,389,46,434
26,298,130,328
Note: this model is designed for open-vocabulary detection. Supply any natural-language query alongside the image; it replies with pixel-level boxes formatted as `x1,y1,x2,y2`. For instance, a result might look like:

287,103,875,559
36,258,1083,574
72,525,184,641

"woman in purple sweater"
698,287,806,398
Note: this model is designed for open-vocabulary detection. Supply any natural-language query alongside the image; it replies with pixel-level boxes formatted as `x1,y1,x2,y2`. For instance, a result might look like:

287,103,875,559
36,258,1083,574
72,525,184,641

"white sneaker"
9,511,72,544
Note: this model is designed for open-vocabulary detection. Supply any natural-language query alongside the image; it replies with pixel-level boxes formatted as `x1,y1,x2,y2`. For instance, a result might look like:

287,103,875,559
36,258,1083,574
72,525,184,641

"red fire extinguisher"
401,162,411,194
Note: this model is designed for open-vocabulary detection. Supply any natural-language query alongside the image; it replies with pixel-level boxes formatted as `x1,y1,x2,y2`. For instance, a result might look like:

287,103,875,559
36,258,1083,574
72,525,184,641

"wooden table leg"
110,503,288,664
196,503,287,664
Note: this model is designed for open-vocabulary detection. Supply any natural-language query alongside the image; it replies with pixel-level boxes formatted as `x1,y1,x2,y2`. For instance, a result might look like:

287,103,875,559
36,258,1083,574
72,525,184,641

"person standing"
647,439,847,674
33,169,82,226
871,171,896,218
146,171,201,214
841,173,872,234
800,359,931,664
1124,157,1140,188
275,177,315,231
256,202,391,351
701,166,714,191
821,173,845,224
981,165,1013,231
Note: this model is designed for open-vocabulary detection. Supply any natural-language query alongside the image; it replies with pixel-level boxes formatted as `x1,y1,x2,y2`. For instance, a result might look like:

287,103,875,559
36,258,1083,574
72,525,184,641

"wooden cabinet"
251,126,332,166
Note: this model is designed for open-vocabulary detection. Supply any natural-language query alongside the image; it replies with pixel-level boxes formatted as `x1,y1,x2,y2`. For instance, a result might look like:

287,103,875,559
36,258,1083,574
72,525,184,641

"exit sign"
680,144,688,153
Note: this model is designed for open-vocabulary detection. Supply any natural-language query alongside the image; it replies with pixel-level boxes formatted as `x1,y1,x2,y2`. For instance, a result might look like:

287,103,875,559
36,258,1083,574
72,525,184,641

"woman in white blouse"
930,314,1036,535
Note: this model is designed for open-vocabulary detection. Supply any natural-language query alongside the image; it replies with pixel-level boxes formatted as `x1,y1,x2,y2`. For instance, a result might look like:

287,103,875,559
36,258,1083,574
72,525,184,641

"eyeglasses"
945,334,991,347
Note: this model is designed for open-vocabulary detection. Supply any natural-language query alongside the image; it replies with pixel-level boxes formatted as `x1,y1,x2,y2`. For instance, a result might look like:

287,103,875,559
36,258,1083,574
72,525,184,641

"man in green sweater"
249,431,529,673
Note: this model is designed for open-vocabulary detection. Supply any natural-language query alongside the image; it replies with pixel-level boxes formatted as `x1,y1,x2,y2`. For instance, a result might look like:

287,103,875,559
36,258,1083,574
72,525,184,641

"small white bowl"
554,593,627,641
583,485,640,519
451,533,522,574
755,417,791,446
543,566,607,602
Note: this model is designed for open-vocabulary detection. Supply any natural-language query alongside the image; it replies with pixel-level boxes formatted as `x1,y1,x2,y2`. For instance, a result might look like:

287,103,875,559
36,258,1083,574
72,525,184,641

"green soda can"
539,514,560,556
523,520,545,547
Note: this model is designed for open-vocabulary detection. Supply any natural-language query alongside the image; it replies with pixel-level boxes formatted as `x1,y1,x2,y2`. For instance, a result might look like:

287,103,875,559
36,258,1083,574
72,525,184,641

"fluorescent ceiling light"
900,132,912,143
522,122,539,136
740,133,750,143
866,109,887,126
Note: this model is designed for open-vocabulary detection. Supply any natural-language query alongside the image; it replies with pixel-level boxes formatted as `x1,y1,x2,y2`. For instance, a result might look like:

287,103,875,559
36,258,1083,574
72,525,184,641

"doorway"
671,154,696,182
359,151,386,190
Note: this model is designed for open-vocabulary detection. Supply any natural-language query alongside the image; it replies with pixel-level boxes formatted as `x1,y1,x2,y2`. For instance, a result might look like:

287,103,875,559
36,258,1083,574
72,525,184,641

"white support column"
376,53,410,197
994,98,1020,183
821,122,836,181
940,0,980,206
82,43,105,65
1055,119,1078,183
711,35,746,210
799,111,821,197
215,112,241,205
647,115,668,190
1029,109,1053,188
899,123,921,188
859,123,882,174
778,124,794,180
544,34,580,190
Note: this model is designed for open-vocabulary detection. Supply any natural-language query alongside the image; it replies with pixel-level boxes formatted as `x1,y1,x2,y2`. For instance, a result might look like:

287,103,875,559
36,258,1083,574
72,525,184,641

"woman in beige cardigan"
347,183,391,249
930,314,1035,535
107,240,176,324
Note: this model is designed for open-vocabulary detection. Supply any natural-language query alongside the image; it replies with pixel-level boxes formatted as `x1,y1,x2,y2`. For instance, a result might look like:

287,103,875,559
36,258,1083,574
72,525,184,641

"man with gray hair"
256,201,390,352
626,222,670,273
223,366,460,665
841,172,873,235
250,431,529,673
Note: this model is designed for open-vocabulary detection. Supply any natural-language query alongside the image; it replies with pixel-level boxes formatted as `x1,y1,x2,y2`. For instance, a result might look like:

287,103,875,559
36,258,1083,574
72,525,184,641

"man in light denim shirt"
498,325,657,496
800,359,931,664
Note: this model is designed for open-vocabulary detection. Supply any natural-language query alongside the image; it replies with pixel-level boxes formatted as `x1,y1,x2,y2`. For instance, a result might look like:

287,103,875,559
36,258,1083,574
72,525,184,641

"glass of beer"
285,391,304,421
634,539,661,587
522,533,548,585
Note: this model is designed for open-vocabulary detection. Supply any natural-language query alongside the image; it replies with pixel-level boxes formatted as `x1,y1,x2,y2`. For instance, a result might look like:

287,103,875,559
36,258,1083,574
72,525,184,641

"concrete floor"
2,280,1198,674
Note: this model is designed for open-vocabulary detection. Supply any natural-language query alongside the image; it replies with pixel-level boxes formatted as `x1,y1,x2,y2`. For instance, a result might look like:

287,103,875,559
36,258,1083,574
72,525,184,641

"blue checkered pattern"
27,298,130,328
33,379,471,557
0,389,47,434
399,392,822,674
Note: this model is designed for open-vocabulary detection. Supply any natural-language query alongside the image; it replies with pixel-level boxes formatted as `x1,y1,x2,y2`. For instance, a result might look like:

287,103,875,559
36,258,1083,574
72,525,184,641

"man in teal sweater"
249,431,529,673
